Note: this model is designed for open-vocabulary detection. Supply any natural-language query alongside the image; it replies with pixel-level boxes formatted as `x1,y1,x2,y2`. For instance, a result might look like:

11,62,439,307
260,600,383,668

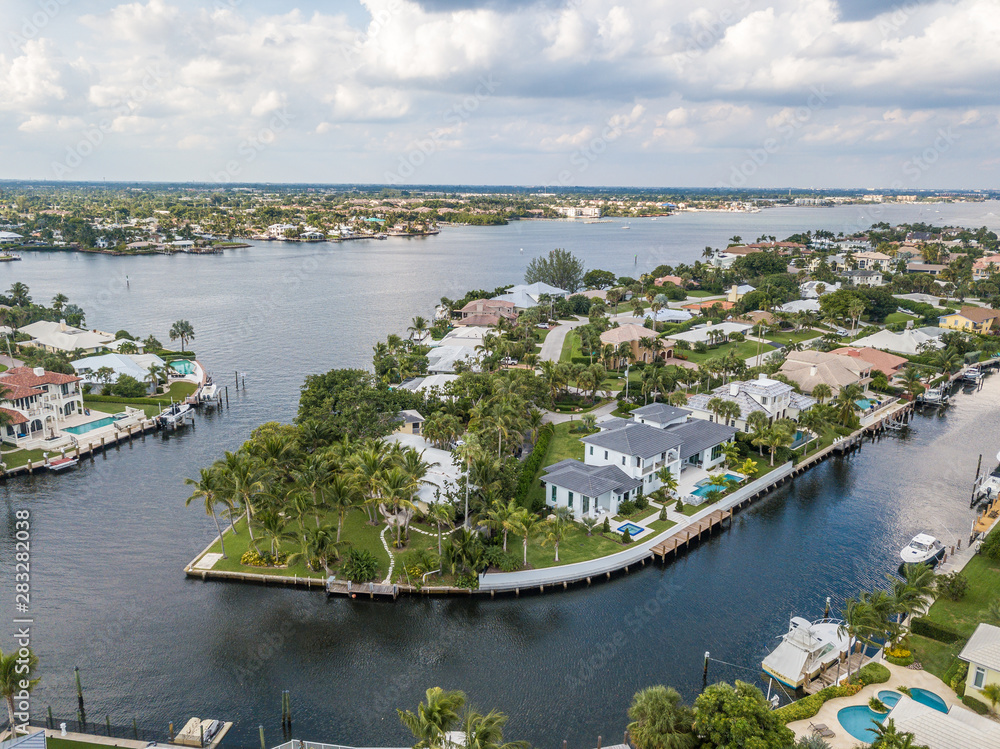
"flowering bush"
240,549,287,567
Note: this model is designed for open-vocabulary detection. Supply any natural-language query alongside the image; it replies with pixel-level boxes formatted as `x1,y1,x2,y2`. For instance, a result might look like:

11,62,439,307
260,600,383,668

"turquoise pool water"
837,705,883,742
855,398,873,410
878,688,948,713
617,522,646,537
691,473,742,497
169,359,195,375
62,416,115,435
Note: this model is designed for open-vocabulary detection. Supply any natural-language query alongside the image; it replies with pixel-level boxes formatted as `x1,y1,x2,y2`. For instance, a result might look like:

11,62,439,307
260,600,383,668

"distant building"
852,251,893,270
0,231,23,244
17,320,116,355
393,410,425,436
843,269,884,287
600,324,674,366
456,299,517,327
0,366,84,446
686,374,816,432
779,350,873,395
553,206,602,218
938,306,1000,334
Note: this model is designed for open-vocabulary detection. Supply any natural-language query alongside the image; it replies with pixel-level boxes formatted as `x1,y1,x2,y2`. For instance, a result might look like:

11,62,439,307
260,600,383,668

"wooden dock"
651,510,731,560
803,651,871,694
326,579,399,599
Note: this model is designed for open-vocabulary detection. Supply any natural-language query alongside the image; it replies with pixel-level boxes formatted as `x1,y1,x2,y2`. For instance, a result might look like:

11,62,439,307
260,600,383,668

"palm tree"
327,472,362,543
847,299,865,333
398,687,466,749
512,509,541,566
811,383,832,404
184,467,230,559
287,523,341,575
51,292,68,312
900,368,924,400
932,348,961,374
838,597,874,682
888,563,935,637
656,465,679,501
379,466,419,547
486,499,518,552
458,708,528,749
168,319,195,351
146,363,167,395
869,718,920,748
762,425,794,466
1,645,39,739
408,315,429,340
747,411,770,456
253,508,295,557
542,506,571,562
981,683,1000,715
428,502,455,556
219,450,267,549
627,685,696,749
7,282,30,306
798,407,828,453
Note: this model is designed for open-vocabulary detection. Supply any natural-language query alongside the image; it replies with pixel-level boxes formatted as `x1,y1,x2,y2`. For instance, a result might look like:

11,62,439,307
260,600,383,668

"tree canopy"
524,248,585,292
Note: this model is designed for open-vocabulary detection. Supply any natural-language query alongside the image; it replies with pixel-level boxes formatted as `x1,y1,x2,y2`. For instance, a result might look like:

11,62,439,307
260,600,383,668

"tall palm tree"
168,319,195,352
287,523,341,575
51,292,68,312
486,500,518,552
458,708,528,749
541,506,571,562
219,451,267,548
811,383,832,404
656,465,679,500
838,597,874,681
253,508,296,557
1,645,39,739
408,315,429,340
7,282,30,307
327,472,363,542
627,685,696,749
379,466,419,547
398,687,467,749
512,509,541,566
888,563,935,638
428,502,455,556
184,467,230,559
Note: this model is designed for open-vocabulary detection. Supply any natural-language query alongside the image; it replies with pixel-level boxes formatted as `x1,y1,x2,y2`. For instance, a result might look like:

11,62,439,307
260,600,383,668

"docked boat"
919,386,948,405
762,616,851,689
157,402,192,427
962,366,983,383
199,380,218,402
899,533,946,567
46,456,78,472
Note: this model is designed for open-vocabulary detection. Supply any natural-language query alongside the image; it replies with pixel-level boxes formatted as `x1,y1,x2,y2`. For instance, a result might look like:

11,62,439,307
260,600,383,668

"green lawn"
46,739,108,749
163,381,198,400
646,518,676,533
0,447,47,469
679,339,774,364
921,552,1000,638
525,522,630,569
84,398,160,418
907,634,962,681
685,290,718,298
525,421,589,509
763,328,822,345
885,311,918,324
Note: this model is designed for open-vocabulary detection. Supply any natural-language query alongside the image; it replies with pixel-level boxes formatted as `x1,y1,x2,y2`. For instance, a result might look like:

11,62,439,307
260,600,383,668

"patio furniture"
809,723,835,738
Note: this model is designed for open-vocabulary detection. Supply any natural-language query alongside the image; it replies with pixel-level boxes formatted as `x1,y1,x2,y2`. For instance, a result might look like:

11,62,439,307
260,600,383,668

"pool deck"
787,660,967,748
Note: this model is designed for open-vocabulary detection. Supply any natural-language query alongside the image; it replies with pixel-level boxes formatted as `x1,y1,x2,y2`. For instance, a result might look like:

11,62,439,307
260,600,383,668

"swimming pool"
62,416,116,435
855,398,873,410
690,473,743,497
837,705,883,742
617,522,647,537
170,359,195,375
878,688,948,713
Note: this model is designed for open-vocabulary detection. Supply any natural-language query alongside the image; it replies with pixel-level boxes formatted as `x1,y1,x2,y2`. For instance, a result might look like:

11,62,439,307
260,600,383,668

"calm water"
2,202,1000,749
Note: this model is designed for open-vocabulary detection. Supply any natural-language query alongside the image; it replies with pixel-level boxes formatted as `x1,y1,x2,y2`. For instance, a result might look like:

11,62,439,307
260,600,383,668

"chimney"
476,300,483,314
33,367,45,377
59,319,67,331
810,365,817,377
757,373,766,381
729,383,739,396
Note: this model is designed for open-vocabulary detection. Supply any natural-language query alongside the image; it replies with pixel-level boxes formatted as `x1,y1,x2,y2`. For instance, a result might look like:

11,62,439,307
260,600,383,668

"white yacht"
899,534,946,566
157,402,192,427
762,616,851,689
920,386,948,405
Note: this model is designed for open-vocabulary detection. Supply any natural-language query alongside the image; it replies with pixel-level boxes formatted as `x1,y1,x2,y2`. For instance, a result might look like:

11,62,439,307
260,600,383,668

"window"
636,457,641,467
551,485,557,502
589,446,593,455
973,666,987,689
660,451,666,460
582,496,589,513
621,456,625,465
604,451,608,460
711,444,724,460
567,492,574,508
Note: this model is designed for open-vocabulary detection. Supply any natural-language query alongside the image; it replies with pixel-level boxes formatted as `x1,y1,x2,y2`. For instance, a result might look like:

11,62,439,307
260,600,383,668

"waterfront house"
938,306,1000,334
17,320,116,355
70,352,166,385
843,269,884,287
542,418,737,519
492,282,569,310
456,299,517,327
852,251,893,270
779,350,872,395
654,275,684,287
600,324,674,365
686,374,816,431
959,623,1000,704
0,366,84,446
883,693,1000,749
630,403,690,429
829,346,907,379
398,374,459,395
0,230,24,244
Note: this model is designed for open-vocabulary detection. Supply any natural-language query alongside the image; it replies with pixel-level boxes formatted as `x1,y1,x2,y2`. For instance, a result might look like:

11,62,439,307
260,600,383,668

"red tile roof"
0,367,81,386
0,383,45,400
0,407,28,425
831,347,908,376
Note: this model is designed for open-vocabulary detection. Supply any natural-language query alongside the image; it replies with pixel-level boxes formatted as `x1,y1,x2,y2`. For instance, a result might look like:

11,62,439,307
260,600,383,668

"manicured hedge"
848,662,891,686
980,524,1000,561
84,395,175,408
773,684,862,724
963,695,990,715
514,424,554,510
886,653,915,666
910,617,964,644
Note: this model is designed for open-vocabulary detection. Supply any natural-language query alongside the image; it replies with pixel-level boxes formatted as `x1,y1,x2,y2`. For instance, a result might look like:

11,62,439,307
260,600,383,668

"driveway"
539,316,588,362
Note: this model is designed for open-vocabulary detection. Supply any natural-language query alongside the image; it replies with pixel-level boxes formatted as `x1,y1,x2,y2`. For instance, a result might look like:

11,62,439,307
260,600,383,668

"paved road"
541,400,618,424
538,317,588,362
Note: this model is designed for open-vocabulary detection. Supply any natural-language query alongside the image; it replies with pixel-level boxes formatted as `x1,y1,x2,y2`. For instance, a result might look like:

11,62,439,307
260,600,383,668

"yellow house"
939,306,1000,333
959,623,1000,703
393,409,425,436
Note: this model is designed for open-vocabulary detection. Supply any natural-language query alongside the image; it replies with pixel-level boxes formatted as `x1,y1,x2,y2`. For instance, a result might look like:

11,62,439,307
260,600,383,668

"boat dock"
802,651,872,694
31,720,233,749
651,510,732,560
326,579,399,599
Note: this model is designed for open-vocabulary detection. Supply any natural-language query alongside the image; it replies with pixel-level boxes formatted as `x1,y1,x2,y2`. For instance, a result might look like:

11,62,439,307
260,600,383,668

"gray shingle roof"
959,622,1000,672
664,420,737,460
630,403,691,422
581,422,683,459
542,461,642,497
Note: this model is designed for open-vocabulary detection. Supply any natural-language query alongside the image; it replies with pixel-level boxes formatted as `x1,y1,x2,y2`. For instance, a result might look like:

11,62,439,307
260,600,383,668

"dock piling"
75,666,84,713
259,726,266,749
47,706,53,729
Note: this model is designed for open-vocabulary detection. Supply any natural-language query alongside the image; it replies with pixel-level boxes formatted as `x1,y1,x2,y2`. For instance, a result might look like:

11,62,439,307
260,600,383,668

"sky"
1,0,998,188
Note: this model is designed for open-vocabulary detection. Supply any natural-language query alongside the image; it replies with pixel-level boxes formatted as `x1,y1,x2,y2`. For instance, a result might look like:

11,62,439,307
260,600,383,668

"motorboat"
46,456,78,472
762,616,851,689
962,366,983,383
899,533,946,566
919,386,948,405
157,402,192,427
199,380,218,402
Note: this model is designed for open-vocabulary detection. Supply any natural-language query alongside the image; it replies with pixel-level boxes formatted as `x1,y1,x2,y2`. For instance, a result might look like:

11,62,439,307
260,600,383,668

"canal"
1,204,999,748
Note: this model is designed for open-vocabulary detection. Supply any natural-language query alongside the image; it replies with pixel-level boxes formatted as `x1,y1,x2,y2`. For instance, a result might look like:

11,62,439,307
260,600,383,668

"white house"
542,417,737,519
686,374,816,431
852,251,893,271
799,281,841,299
666,321,752,345
71,352,166,385
959,622,1000,705
778,299,821,314
492,282,570,310
851,327,944,355
0,231,23,244
630,403,690,429
17,320,116,355
843,269,884,287
0,367,84,446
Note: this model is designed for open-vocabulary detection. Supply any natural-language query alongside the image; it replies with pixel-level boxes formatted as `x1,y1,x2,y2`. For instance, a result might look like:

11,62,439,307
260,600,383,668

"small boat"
919,386,948,405
899,533,946,567
199,380,218,402
157,402,192,427
46,456,78,472
962,366,982,383
762,616,851,689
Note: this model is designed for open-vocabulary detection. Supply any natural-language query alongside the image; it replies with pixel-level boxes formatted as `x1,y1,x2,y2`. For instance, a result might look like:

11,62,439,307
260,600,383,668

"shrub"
947,662,968,693
897,686,912,697
514,424,554,510
602,517,611,533
342,549,380,582
773,684,861,723
910,617,964,643
675,498,684,512
963,695,989,714
618,498,637,516
849,662,891,686
659,505,667,521
240,549,287,567
869,697,888,713
634,493,649,511
886,647,915,666
621,528,632,544
456,573,479,589
483,546,505,568
498,554,522,573
980,525,1000,561
110,374,148,398
936,571,969,601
